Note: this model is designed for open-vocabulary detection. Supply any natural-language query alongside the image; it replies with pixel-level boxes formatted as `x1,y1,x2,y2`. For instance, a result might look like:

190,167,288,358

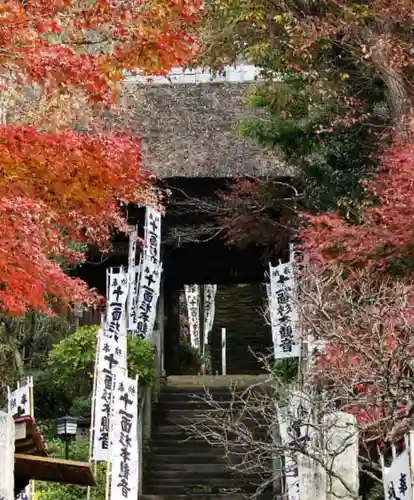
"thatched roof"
6,65,289,179
101,78,288,178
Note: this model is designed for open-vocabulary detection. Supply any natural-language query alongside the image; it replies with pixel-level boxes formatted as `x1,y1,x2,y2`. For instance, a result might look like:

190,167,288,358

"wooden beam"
15,453,96,487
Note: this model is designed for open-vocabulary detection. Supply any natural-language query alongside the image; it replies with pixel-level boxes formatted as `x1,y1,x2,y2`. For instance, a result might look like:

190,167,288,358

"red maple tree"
0,0,203,102
297,143,414,441
300,141,414,277
0,0,203,316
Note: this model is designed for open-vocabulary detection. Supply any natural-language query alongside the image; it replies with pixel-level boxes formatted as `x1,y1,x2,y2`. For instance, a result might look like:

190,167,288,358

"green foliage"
271,358,299,383
362,483,384,500
127,333,155,383
240,75,388,212
0,313,72,399
35,325,155,419
178,342,201,374
46,325,98,403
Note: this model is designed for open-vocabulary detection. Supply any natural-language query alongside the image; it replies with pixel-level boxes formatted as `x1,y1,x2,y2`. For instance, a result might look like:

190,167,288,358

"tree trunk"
12,344,25,378
370,37,412,139
1,320,25,378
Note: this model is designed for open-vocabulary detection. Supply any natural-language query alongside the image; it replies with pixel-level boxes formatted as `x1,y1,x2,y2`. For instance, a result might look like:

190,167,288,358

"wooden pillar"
164,281,181,375
152,279,165,396
0,411,15,500
157,279,165,376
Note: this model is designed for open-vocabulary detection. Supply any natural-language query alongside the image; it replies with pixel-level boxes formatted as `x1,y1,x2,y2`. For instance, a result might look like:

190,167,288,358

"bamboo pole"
221,327,227,376
87,323,102,500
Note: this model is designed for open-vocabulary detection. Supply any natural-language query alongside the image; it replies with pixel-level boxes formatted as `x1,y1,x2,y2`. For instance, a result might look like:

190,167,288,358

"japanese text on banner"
185,284,200,349
110,374,139,500
136,207,162,339
10,378,32,419
269,261,299,359
128,267,141,334
382,446,412,500
92,328,127,462
107,268,128,340
15,485,31,500
145,207,161,265
204,284,217,344
136,263,161,339
127,227,138,332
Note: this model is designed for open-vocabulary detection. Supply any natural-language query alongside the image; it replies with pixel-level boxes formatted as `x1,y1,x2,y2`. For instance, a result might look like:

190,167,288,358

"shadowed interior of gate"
74,176,291,375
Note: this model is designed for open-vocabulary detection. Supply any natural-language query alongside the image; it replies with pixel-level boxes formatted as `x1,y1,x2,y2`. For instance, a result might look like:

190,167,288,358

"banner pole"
409,432,414,500
87,325,102,500
105,389,114,500
221,327,227,376
30,375,36,500
7,385,11,413
29,376,34,418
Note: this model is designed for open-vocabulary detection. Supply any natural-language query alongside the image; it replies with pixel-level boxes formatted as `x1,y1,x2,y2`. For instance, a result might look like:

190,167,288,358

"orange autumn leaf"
0,0,204,315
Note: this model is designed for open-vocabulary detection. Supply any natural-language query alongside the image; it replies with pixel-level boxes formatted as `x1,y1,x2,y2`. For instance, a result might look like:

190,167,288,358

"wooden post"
164,282,181,375
271,418,282,496
142,386,152,442
158,279,165,377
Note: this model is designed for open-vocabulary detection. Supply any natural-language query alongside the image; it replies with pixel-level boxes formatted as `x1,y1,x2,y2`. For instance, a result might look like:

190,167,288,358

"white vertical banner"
323,412,359,500
15,485,31,500
110,374,139,500
127,226,138,332
10,378,33,419
278,406,300,500
92,326,128,461
136,263,162,339
0,411,15,500
269,259,299,359
145,207,162,267
106,267,129,339
204,284,217,344
381,442,412,500
128,268,140,334
136,207,162,339
184,284,200,349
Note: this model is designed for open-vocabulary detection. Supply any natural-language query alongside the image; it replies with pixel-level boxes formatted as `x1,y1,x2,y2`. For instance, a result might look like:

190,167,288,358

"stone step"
156,413,264,428
166,375,269,389
150,424,184,434
145,469,251,480
150,443,224,454
156,412,222,426
144,480,259,495
148,463,234,473
150,438,208,448
149,452,228,465
156,399,241,410
150,427,194,438
141,495,273,500
150,432,205,443
152,423,266,440
161,387,234,396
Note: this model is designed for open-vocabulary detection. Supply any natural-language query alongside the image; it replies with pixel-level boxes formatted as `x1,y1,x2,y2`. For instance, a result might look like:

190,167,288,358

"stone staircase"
142,375,273,500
